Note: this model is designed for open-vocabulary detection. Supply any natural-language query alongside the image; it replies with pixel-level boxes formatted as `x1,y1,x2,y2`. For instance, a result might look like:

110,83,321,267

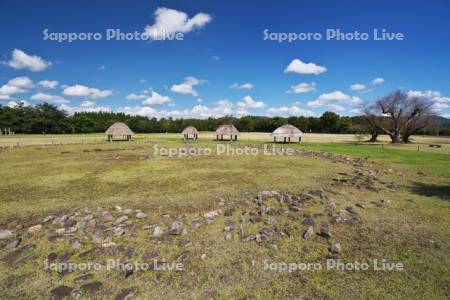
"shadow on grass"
410,182,450,201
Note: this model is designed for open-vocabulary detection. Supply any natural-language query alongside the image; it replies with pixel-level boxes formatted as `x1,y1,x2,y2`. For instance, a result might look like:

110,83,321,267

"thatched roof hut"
215,124,240,141
105,122,133,141
182,126,199,140
271,124,303,143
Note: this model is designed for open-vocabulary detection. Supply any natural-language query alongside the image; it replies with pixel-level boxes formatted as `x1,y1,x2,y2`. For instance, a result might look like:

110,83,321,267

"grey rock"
6,237,21,249
169,221,183,235
204,209,222,219
224,220,235,232
27,224,42,233
141,252,159,261
355,203,365,209
114,227,125,237
224,208,234,217
75,273,93,282
102,211,113,222
84,214,94,221
80,281,103,293
115,216,128,225
319,228,332,240
122,209,132,215
224,232,233,240
50,285,73,300
303,226,314,239
70,289,82,300
114,287,137,300
191,219,202,229
330,243,341,253
302,217,315,226
0,229,15,239
152,225,164,238
43,215,55,223
136,212,147,219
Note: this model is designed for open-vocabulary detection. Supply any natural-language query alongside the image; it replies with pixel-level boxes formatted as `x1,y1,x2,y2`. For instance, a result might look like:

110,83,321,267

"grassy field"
0,134,449,299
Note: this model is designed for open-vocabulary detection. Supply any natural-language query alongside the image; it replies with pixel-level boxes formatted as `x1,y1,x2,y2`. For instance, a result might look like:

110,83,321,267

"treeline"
0,103,449,136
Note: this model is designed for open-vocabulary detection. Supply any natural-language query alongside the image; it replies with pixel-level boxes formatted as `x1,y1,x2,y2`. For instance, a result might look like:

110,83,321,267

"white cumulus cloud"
170,76,205,96
38,80,58,89
307,91,363,108
284,59,327,75
142,91,173,105
230,82,254,90
6,49,51,72
349,83,366,91
237,95,266,109
30,93,69,104
62,84,112,99
288,82,316,94
144,7,211,40
371,77,385,86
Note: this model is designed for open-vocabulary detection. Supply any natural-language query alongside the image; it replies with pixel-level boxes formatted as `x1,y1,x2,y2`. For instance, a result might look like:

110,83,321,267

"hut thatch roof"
105,122,134,136
215,124,240,136
182,126,199,135
271,124,303,137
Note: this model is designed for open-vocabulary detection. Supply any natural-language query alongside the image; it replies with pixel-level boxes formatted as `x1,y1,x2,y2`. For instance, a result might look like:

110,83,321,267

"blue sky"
1,0,449,118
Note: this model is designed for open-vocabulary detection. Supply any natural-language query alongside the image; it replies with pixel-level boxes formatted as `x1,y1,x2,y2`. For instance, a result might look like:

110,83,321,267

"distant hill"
430,115,450,125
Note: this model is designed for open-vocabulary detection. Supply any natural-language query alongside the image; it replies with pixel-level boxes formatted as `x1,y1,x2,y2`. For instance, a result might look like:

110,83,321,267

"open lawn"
0,134,449,299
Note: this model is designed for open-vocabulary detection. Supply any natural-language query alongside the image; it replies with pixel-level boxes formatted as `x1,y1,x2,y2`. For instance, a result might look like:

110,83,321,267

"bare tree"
364,90,433,143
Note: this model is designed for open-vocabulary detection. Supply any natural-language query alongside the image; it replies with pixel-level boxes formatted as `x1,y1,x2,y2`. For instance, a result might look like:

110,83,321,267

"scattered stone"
114,227,125,237
75,273,93,282
65,227,77,234
136,212,147,219
224,220,235,232
205,218,214,225
169,221,183,235
330,243,341,253
319,228,332,240
302,217,315,226
123,209,133,215
50,285,73,300
325,203,337,210
83,215,94,221
152,226,164,238
43,215,55,223
115,206,122,212
88,219,97,227
80,281,103,293
6,237,21,249
115,216,128,225
266,243,278,251
102,242,117,247
103,211,113,222
355,203,365,209
71,289,82,300
303,226,314,239
200,253,207,260
249,214,262,223
114,287,137,300
141,252,159,261
191,219,202,229
224,208,234,217
179,240,192,248
204,209,222,219
345,206,357,214
27,224,42,233
224,232,233,240
0,229,15,239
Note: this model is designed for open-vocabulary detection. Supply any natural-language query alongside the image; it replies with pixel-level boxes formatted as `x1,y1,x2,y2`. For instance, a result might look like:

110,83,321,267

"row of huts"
106,122,303,143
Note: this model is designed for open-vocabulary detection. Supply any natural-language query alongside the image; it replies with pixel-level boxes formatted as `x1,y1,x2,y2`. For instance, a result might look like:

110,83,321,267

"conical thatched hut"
182,126,199,140
215,124,239,141
271,124,303,143
105,122,134,141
